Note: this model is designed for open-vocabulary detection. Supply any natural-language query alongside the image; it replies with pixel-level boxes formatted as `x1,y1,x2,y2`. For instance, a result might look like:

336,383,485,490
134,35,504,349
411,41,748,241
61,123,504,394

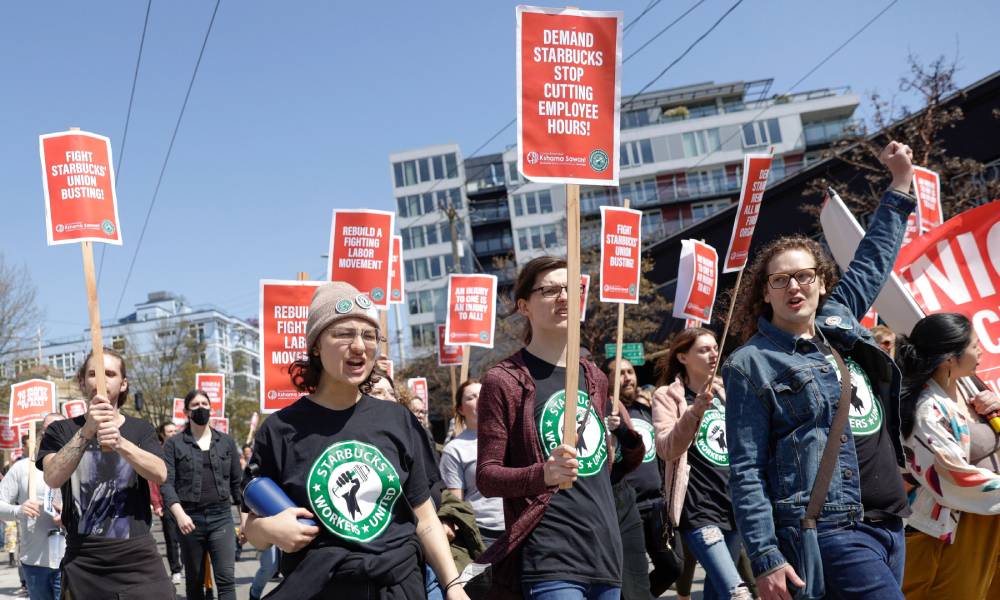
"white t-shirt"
439,429,505,531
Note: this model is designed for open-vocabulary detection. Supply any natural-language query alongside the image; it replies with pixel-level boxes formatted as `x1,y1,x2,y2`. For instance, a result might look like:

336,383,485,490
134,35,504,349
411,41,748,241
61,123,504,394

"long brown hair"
75,347,129,406
512,256,567,344
656,327,716,386
728,235,839,344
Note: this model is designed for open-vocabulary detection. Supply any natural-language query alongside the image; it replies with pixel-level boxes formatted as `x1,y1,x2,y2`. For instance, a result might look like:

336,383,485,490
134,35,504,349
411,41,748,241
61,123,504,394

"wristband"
444,575,462,591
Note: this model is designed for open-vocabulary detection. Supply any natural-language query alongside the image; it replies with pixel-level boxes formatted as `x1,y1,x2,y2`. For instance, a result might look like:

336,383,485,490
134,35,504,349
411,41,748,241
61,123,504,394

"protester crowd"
2,139,999,600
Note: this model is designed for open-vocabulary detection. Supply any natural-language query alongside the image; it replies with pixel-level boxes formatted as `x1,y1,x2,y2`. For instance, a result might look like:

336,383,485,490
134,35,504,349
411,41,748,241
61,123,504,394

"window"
112,335,127,354
691,199,732,221
49,353,77,374
619,178,658,207
418,158,431,182
581,188,616,214
642,210,664,241
621,109,651,129
395,153,459,187
393,163,404,188
512,190,554,216
620,139,653,168
411,323,436,348
688,168,727,195
682,129,721,157
432,155,445,180
517,224,561,251
741,118,782,148
445,154,458,179
14,358,39,374
408,289,436,315
403,161,418,187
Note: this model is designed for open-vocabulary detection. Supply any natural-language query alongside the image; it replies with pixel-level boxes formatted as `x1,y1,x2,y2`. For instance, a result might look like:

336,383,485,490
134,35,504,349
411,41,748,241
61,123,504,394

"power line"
624,0,706,63
97,0,153,286
113,0,222,319
623,0,663,34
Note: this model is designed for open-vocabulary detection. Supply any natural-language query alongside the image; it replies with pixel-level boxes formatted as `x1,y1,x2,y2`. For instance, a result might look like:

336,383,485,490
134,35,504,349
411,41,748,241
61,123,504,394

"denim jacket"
161,426,243,510
723,189,916,577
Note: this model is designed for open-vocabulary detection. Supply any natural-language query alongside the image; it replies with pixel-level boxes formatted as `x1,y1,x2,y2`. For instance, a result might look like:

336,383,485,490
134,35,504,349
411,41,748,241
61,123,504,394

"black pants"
178,505,236,600
614,481,653,600
638,498,683,596
161,513,183,575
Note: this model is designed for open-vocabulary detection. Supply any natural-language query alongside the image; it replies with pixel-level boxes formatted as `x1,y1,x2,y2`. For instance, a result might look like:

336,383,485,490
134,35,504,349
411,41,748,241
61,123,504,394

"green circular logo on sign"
845,358,882,437
694,407,729,467
537,389,607,477
101,220,115,235
589,149,609,173
370,288,385,302
632,418,657,463
307,440,402,543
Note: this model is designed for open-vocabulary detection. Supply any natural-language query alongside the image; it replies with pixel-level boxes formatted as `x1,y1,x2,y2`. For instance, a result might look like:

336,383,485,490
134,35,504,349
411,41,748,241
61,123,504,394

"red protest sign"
327,209,394,307
445,274,498,348
437,324,464,367
408,378,429,404
902,212,922,248
195,373,226,417
0,417,18,450
209,417,229,434
912,166,943,232
9,379,57,427
389,235,406,305
673,240,719,322
516,6,622,185
599,206,642,303
861,308,879,329
62,400,87,419
259,279,322,414
684,318,703,329
724,154,773,273
173,398,186,425
894,201,1000,392
38,131,122,246
581,274,591,321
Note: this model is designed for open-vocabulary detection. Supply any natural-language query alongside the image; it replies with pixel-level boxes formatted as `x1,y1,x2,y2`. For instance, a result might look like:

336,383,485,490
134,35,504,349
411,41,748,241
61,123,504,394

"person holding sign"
894,314,1000,600
241,282,468,600
652,328,752,600
161,389,243,600
37,347,173,598
723,142,917,600
477,256,644,599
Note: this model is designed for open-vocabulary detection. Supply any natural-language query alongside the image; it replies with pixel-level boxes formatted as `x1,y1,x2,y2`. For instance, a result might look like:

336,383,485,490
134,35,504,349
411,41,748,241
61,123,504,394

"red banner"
259,279,322,414
38,130,122,246
173,398,186,425
9,379,57,427
389,235,405,305
913,166,943,232
673,240,719,322
0,417,18,450
195,373,225,417
445,274,498,348
894,201,1000,392
437,324,464,367
724,154,773,272
516,6,622,185
599,206,642,303
209,417,229,434
62,400,87,419
408,378,429,405
581,274,591,321
327,209,395,308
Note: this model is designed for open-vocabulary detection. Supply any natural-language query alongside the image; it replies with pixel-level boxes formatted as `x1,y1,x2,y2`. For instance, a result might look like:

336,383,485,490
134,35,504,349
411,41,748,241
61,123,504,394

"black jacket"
161,426,242,509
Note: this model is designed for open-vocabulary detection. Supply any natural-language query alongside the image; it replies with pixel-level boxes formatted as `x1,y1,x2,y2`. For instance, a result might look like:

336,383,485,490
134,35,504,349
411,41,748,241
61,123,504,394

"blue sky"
3,0,998,342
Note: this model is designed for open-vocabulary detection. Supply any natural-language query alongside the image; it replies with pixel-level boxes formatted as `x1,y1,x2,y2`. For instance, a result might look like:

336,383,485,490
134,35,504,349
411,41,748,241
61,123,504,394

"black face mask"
190,407,211,426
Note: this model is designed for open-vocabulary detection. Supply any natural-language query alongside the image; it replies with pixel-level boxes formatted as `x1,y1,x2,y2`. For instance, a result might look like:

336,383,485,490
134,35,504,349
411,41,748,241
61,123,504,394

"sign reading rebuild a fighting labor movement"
894,201,1000,392
259,279,322,413
9,379,57,427
195,373,225,417
724,154,773,272
437,324,464,367
912,166,943,233
516,5,622,185
445,274,498,348
327,210,395,308
39,130,122,245
599,206,642,303
674,240,719,323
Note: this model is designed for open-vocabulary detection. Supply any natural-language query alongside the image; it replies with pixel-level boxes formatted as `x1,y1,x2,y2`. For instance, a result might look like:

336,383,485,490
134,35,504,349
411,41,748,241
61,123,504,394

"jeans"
681,525,744,600
250,546,279,599
179,506,236,600
22,564,61,600
162,513,183,574
523,580,621,600
814,518,905,600
638,499,682,595
426,564,443,600
613,481,652,600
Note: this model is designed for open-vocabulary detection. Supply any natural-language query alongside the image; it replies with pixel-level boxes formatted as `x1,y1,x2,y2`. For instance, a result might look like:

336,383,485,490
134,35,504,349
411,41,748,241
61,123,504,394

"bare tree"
123,320,207,428
0,254,43,362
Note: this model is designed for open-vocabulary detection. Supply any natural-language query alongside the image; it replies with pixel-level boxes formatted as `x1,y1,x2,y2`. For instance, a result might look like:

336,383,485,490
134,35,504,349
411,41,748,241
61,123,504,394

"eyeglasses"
328,328,382,346
530,284,587,299
766,267,818,289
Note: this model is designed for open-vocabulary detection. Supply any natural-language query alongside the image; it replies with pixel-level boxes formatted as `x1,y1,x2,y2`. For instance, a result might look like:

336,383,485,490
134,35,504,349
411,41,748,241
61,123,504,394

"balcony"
473,234,514,257
470,204,511,225
803,118,856,147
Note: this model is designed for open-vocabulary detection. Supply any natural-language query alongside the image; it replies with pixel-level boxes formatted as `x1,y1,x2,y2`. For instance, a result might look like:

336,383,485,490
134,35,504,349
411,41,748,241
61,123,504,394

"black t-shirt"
617,400,662,505
817,341,909,520
37,415,163,542
245,395,431,574
197,450,225,508
519,350,622,586
680,387,734,531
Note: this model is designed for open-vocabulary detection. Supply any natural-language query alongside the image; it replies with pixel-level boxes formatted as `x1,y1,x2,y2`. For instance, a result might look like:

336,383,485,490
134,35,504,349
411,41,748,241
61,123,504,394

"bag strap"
802,345,853,529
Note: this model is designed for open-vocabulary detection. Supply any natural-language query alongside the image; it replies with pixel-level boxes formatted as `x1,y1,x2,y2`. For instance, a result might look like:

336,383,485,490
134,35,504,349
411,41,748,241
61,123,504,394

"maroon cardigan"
476,350,644,597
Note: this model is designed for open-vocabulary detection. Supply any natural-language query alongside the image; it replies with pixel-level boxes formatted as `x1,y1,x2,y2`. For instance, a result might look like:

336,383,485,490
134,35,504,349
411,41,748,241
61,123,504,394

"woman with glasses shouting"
723,141,917,600
476,256,645,600
242,282,469,600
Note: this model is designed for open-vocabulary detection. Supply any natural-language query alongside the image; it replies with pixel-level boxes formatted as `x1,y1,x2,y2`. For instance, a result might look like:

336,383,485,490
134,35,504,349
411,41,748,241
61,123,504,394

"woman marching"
161,389,243,600
652,328,752,600
896,313,1000,600
242,282,469,600
476,256,644,600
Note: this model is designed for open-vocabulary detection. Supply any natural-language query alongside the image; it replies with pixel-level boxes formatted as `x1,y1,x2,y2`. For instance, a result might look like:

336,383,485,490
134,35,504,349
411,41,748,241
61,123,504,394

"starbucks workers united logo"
538,390,607,477
694,406,729,467
308,441,401,543
824,355,883,437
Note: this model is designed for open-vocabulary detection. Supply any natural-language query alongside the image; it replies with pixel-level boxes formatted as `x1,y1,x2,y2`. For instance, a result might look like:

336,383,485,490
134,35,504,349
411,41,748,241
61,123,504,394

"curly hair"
288,351,377,394
728,235,840,344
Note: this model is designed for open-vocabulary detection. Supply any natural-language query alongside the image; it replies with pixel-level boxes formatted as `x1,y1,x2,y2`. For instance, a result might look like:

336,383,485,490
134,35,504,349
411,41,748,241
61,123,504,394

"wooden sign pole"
609,198,631,416
459,349,471,384
562,183,582,489
27,421,37,500
379,311,390,359
449,365,459,435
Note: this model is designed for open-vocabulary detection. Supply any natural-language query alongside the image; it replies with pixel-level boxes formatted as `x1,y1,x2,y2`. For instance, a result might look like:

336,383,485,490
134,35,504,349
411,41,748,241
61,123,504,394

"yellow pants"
903,512,1000,600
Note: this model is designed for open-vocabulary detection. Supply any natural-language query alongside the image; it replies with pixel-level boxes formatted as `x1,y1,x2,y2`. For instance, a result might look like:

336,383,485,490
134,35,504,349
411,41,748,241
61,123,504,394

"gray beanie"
305,282,381,350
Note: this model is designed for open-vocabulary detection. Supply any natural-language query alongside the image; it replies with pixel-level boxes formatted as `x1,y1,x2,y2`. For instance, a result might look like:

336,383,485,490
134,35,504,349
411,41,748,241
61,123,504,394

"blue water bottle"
244,477,316,526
